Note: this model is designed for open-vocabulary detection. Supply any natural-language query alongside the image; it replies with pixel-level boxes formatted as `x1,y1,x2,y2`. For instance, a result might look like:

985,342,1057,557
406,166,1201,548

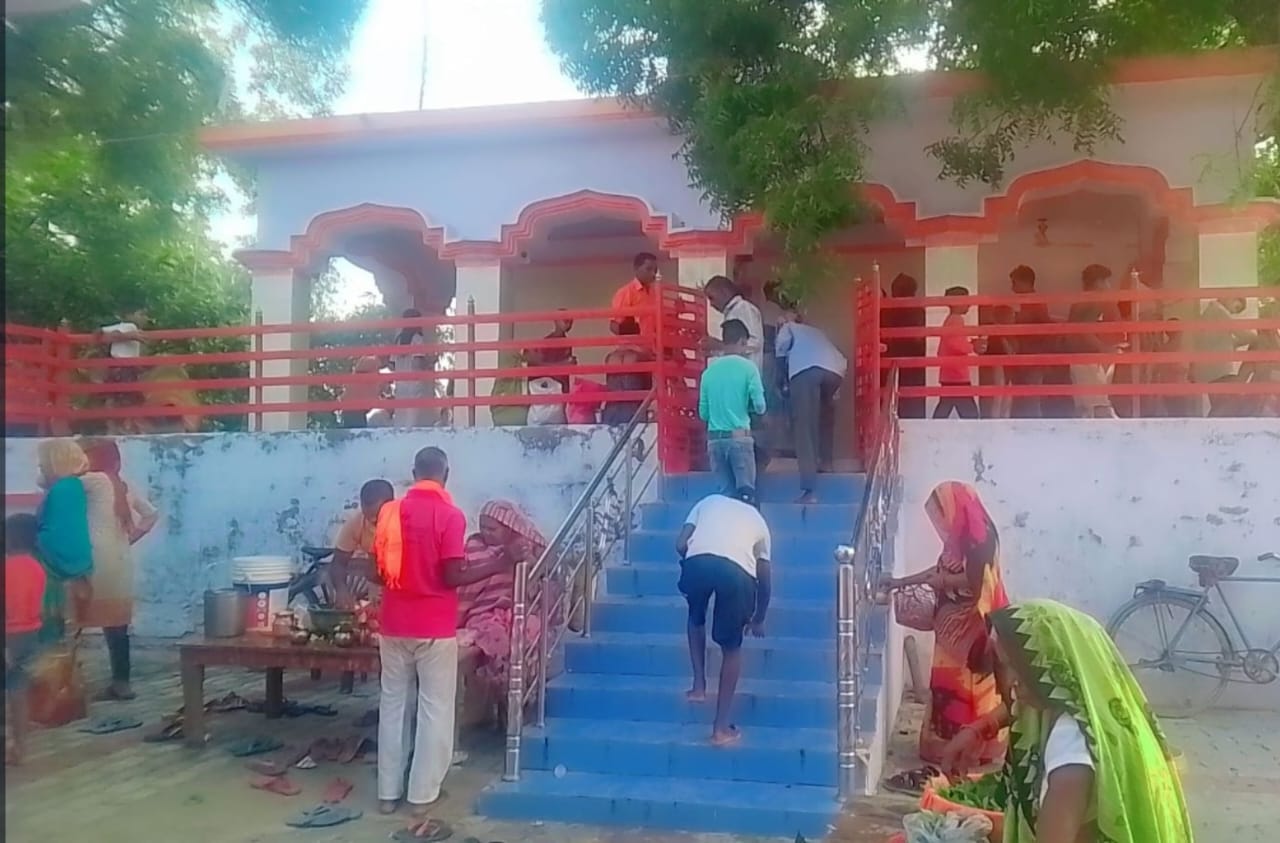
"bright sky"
218,0,584,314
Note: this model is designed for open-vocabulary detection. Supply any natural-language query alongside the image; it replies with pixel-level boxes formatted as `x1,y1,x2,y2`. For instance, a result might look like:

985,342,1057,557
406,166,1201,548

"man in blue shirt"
699,319,766,503
776,307,847,503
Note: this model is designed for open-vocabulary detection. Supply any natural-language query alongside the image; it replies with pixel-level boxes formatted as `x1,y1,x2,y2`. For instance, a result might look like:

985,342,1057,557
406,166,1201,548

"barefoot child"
6,513,47,764
675,493,772,746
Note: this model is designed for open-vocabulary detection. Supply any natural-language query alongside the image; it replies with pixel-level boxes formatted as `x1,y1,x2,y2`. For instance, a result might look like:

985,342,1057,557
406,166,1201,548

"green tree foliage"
5,0,366,430
4,0,367,332
542,0,1279,293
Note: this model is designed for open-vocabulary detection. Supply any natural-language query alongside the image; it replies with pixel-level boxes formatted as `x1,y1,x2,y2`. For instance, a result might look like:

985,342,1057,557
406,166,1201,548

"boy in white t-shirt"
674,493,773,746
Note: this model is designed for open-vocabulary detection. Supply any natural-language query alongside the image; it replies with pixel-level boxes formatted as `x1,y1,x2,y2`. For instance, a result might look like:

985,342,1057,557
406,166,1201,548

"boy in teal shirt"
699,319,766,503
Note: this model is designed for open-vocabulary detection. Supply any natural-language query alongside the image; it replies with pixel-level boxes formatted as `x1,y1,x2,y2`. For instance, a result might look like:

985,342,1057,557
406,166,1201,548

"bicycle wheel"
1106,594,1234,719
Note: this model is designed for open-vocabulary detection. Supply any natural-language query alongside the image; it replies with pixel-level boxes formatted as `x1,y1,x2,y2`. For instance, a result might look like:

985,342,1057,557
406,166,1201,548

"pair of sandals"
882,764,941,796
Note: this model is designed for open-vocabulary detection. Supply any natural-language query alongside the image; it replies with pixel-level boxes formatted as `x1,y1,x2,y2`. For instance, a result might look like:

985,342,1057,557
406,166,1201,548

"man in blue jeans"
699,319,766,503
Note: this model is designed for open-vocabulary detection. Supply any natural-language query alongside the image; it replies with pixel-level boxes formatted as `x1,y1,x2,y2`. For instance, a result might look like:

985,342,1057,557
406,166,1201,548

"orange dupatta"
373,480,455,591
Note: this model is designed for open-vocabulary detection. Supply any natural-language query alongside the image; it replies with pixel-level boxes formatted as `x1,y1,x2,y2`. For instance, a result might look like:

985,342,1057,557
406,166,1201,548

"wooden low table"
179,634,379,749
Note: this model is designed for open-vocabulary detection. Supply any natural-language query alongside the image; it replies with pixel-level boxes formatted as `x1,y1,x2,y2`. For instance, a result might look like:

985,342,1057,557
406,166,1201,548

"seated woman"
945,599,1193,843
456,500,555,730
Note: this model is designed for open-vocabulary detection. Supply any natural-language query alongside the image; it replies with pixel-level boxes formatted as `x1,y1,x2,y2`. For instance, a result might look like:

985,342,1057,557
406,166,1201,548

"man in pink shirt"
933,286,983,419
373,447,513,821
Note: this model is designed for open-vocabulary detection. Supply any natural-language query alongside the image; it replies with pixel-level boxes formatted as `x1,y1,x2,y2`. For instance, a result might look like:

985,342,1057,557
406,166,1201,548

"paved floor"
5,639,1277,842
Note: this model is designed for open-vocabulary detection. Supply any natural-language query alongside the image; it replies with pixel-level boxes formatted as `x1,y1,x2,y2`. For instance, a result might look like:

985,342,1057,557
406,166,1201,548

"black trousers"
933,394,979,419
790,367,842,491
103,625,130,683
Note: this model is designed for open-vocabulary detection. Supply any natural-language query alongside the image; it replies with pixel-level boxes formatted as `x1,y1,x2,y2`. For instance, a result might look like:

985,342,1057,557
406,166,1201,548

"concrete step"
477,769,839,838
545,672,878,731
564,631,868,683
606,561,837,601
640,500,859,533
661,471,864,504
521,718,839,787
593,594,839,640
626,529,846,568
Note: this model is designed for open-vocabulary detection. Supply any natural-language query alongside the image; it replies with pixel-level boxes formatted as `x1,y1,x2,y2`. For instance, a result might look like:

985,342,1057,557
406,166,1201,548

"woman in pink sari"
457,500,555,725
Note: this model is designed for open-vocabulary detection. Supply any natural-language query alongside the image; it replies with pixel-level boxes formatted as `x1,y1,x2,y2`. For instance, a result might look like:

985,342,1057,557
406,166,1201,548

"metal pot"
204,589,248,638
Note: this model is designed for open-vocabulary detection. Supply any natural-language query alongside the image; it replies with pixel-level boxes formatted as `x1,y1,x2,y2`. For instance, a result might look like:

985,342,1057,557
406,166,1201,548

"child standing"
699,319,766,503
933,286,982,419
6,513,48,765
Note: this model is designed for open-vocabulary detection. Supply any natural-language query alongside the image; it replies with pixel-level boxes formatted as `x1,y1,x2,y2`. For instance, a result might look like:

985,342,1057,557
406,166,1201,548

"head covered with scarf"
81,438,135,534
925,480,994,561
476,499,548,559
38,439,89,488
990,599,1193,843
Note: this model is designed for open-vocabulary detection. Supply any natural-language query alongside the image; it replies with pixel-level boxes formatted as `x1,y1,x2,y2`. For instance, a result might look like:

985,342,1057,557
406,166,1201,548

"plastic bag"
903,810,992,843
894,583,937,631
527,377,567,425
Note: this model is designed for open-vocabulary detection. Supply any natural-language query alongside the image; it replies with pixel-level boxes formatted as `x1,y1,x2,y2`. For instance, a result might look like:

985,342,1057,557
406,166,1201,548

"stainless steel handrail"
503,391,660,781
835,367,901,799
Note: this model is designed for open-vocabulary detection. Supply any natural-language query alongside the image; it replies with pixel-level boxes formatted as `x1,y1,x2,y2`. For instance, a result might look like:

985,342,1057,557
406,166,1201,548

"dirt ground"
5,638,1277,843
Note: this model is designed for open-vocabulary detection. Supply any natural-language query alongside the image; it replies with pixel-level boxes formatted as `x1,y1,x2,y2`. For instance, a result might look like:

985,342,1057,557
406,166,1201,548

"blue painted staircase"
478,470,881,839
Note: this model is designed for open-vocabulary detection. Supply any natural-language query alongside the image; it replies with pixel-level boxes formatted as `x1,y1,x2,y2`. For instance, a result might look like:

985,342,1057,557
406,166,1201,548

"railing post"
536,573,550,728
834,543,859,800
582,499,595,638
623,441,634,566
869,283,882,461
251,310,264,432
50,320,73,436
504,558,528,781
465,297,477,428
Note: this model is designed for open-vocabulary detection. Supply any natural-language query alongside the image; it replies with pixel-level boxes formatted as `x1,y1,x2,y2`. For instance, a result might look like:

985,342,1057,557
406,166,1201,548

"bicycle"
1107,551,1280,718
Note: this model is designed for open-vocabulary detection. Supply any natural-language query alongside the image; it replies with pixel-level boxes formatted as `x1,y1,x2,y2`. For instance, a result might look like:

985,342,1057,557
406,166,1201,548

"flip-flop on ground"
79,717,143,735
227,736,285,758
391,817,453,842
284,805,363,828
249,774,302,797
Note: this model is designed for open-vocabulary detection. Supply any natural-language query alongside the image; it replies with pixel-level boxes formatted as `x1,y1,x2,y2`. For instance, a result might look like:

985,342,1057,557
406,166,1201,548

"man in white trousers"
372,446,514,823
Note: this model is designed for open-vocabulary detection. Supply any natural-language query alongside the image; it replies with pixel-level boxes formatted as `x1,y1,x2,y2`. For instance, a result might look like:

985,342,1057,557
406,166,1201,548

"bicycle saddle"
300,546,336,562
1188,554,1238,586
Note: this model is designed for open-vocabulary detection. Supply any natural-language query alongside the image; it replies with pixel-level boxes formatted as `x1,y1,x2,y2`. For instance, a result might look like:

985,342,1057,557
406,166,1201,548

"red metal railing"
3,285,711,471
853,277,1279,457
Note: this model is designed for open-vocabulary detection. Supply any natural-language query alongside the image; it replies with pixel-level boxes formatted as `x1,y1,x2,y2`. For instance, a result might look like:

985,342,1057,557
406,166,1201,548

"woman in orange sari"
881,481,1010,793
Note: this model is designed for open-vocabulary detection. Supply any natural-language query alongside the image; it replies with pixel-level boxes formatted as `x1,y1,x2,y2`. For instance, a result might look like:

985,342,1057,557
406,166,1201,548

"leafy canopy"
542,0,1279,292
4,0,367,331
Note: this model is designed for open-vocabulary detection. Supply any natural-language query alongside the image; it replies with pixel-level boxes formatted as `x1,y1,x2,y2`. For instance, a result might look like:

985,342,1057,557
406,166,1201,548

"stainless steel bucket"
203,588,248,638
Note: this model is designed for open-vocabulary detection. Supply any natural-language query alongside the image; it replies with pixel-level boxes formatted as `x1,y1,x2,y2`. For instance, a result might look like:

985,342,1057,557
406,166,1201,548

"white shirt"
1041,713,1094,805
776,322,847,380
721,295,764,372
101,322,141,358
682,494,771,579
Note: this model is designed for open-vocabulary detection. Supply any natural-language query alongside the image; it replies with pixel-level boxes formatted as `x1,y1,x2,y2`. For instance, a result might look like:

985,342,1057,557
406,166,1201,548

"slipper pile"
245,699,338,718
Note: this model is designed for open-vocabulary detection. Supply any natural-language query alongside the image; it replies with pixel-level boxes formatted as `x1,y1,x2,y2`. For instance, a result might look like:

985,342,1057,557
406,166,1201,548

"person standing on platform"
775,307,847,504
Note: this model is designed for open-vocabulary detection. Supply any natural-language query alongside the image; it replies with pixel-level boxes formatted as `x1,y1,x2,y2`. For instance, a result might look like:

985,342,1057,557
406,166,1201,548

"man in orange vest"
372,446,514,821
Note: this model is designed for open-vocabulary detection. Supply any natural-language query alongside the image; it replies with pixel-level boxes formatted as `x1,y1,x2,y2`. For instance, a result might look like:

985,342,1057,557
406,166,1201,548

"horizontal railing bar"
880,285,1272,309
881,317,1280,338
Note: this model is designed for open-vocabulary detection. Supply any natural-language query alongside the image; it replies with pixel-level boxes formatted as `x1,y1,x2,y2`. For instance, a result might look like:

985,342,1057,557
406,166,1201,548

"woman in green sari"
34,440,97,643
945,599,1193,842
